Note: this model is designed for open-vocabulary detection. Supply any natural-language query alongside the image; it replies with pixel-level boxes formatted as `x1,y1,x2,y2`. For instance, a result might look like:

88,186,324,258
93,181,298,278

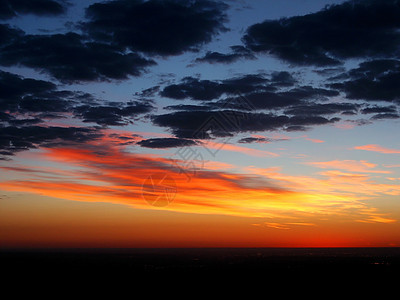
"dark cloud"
0,70,101,118
160,77,222,100
2,0,397,161
83,0,228,56
0,0,67,19
351,119,373,126
0,70,155,161
284,103,359,116
283,86,339,99
361,105,398,114
159,72,301,104
243,0,400,66
212,86,338,111
152,110,285,138
19,90,96,115
0,24,23,46
6,118,43,126
370,113,400,120
160,75,338,114
331,59,400,102
74,101,154,126
270,71,297,87
137,138,198,149
238,136,286,144
0,69,157,158
0,32,156,83
0,70,74,116
195,45,255,64
108,133,141,146
159,73,339,116
0,112,42,127
313,67,346,77
135,86,160,98
221,73,271,87
290,115,340,127
152,110,338,138
18,96,70,113
285,125,309,132
160,74,272,101
238,137,266,144
0,125,101,158
0,70,56,104
217,91,301,110
164,104,214,111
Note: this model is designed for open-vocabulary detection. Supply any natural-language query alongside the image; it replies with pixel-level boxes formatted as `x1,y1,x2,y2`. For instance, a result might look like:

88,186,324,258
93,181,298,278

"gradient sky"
1,0,400,248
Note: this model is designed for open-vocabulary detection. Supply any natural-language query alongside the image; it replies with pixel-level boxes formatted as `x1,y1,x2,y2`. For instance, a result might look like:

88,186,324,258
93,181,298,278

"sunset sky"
1,0,400,248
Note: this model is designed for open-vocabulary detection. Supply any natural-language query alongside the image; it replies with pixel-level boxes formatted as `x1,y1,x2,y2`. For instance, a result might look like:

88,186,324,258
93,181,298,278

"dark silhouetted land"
1,247,400,281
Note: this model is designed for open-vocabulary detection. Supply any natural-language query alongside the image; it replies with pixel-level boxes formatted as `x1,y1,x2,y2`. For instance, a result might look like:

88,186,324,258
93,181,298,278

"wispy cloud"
304,160,391,174
305,138,325,143
0,137,397,225
253,222,316,230
354,144,400,154
201,141,279,157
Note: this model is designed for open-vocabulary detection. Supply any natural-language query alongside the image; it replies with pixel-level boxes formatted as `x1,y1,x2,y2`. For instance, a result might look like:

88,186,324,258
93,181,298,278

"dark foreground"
1,248,400,280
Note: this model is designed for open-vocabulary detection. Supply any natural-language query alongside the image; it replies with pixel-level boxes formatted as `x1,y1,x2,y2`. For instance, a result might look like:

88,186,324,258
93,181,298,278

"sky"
0,0,400,248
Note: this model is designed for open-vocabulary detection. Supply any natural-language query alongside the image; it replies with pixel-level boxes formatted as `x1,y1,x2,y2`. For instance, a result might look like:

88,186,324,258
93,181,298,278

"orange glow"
0,136,399,248
0,142,397,222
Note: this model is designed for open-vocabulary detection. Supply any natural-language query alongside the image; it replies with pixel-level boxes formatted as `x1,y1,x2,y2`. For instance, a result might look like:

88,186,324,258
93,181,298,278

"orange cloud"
306,138,324,143
0,136,397,228
245,165,400,198
253,222,316,230
356,208,397,224
354,144,400,154
305,160,391,174
201,141,279,157
301,135,325,143
0,144,290,217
